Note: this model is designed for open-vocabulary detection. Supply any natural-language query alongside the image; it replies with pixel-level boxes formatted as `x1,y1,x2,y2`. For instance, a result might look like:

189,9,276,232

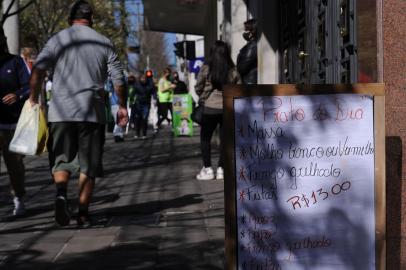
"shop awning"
143,0,209,35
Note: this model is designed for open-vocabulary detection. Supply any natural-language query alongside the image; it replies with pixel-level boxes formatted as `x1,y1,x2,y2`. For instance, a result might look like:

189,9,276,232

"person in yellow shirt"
156,67,175,128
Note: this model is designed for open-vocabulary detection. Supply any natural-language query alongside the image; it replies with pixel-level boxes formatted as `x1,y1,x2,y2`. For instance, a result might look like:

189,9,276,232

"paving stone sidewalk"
0,126,225,270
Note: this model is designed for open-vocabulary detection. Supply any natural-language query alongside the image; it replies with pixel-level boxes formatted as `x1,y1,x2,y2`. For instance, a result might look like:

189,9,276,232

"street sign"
189,57,204,74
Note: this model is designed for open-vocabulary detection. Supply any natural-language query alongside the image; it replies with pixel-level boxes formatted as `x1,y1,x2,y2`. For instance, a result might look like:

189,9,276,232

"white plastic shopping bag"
9,101,41,155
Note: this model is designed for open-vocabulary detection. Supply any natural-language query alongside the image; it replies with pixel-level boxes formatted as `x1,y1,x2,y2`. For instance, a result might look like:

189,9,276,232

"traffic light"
174,42,185,58
145,69,153,78
185,41,195,60
174,41,196,60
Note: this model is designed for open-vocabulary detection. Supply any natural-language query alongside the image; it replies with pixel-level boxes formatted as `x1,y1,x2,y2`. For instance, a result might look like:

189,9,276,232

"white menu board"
234,94,375,270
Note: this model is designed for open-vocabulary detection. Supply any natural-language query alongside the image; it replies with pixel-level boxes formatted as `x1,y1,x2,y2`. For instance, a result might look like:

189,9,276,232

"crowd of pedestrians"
0,0,257,227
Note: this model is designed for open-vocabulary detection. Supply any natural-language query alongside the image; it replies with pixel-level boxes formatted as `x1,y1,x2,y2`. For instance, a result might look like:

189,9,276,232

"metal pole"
182,34,189,87
2,0,20,54
135,1,143,69
146,54,150,69
119,0,128,70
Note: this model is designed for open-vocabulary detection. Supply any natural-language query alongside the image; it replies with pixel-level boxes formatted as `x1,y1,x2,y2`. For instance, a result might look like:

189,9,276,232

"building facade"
221,1,404,268
144,0,406,267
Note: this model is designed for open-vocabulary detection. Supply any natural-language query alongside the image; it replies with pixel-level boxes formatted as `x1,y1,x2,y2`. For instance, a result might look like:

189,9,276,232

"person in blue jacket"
130,74,154,139
0,29,30,217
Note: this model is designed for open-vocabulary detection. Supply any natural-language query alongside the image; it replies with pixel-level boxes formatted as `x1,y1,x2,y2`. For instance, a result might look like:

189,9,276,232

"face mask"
243,31,253,41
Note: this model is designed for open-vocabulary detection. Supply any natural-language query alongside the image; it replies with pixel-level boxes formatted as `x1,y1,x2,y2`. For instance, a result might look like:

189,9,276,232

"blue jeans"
111,105,124,138
0,129,25,198
132,103,150,136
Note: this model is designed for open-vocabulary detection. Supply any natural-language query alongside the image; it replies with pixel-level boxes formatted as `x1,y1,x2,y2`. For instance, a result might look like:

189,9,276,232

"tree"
1,0,35,53
1,0,34,25
13,0,169,74
19,0,70,49
19,0,128,61
135,29,170,77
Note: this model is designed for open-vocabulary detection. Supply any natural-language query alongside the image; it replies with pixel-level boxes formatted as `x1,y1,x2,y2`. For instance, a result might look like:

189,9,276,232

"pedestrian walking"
236,19,257,84
127,74,137,130
0,28,30,216
156,67,175,128
130,74,154,139
107,78,125,142
195,41,241,180
150,77,159,132
172,71,188,94
29,0,128,227
20,47,36,74
44,76,53,105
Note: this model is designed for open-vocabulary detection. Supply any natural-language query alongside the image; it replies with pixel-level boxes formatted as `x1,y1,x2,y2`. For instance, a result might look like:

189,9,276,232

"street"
0,126,225,270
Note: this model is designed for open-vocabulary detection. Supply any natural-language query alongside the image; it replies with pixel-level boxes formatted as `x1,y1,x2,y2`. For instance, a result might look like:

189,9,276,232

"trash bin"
172,94,193,137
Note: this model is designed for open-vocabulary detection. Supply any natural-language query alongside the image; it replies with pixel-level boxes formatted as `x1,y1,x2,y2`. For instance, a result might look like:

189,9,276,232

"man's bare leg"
77,173,95,226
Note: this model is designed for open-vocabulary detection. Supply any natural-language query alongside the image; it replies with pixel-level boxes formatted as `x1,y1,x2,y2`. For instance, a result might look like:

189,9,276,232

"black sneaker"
77,214,93,228
114,136,124,143
55,196,71,226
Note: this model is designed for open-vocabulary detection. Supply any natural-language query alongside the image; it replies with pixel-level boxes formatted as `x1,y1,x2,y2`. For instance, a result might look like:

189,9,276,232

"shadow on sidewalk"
2,238,224,270
98,193,204,217
0,193,204,235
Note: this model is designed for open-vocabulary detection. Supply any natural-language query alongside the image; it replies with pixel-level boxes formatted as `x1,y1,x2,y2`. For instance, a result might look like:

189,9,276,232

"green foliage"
18,0,169,73
19,0,127,61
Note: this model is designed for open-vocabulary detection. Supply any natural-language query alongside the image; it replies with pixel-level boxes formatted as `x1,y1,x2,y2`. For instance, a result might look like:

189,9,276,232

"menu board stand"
223,84,385,270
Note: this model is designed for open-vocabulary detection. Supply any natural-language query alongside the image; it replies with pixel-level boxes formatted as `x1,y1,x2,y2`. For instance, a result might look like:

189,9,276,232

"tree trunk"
2,0,19,54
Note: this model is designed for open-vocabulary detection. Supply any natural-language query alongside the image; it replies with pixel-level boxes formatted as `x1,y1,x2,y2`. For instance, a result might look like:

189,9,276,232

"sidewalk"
0,126,225,270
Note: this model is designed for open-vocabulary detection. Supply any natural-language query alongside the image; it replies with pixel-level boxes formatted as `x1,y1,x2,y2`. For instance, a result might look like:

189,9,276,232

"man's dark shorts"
48,122,105,178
